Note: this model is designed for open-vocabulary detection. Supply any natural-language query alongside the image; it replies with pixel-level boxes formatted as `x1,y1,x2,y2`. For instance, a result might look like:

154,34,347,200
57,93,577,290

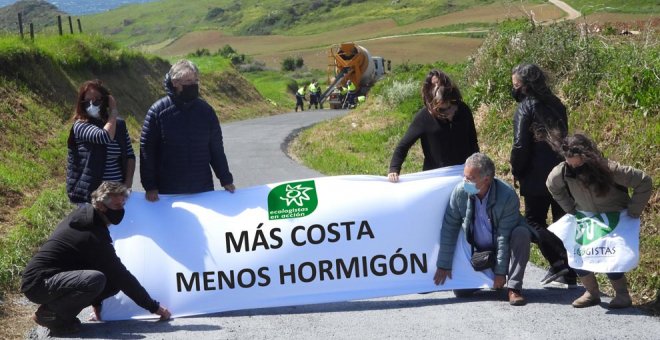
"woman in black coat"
388,70,479,182
509,63,573,286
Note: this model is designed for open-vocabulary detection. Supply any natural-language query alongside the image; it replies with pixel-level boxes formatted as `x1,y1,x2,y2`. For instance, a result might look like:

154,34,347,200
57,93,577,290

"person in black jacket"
509,63,574,287
66,80,135,204
140,60,235,202
21,182,171,335
388,69,479,182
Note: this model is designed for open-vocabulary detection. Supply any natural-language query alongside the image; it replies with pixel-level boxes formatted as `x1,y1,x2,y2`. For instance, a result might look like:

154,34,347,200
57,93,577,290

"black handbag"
470,250,496,271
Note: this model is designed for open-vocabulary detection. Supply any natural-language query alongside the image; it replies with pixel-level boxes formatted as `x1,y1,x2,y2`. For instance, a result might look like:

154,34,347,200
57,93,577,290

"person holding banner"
21,182,171,335
140,59,235,202
434,153,536,306
509,63,576,288
546,134,653,309
388,70,479,182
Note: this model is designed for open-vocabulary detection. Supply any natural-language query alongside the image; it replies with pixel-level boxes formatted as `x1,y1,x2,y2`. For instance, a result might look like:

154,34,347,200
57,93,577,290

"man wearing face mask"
433,153,536,306
21,182,171,335
140,59,235,202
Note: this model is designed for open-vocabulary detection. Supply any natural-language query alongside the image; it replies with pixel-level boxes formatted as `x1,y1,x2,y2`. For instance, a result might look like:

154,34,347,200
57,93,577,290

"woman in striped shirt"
66,80,135,204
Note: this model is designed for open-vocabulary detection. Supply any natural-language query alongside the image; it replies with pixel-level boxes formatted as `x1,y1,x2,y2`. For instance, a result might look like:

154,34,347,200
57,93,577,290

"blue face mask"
463,179,480,195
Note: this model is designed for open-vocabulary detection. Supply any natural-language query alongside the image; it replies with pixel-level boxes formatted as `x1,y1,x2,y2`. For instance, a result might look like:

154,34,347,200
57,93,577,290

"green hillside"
81,0,546,47
563,0,660,14
0,0,65,33
290,20,659,308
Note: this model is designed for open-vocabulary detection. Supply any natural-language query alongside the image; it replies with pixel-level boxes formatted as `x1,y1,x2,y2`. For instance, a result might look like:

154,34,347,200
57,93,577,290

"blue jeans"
574,269,624,280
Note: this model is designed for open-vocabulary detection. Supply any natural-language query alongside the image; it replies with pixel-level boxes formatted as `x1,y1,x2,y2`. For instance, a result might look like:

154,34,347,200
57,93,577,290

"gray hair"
91,181,130,208
465,153,495,179
168,59,199,81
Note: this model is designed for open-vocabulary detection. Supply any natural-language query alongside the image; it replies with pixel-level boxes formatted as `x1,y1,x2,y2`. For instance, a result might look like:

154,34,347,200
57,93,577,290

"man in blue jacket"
140,59,235,202
433,153,536,306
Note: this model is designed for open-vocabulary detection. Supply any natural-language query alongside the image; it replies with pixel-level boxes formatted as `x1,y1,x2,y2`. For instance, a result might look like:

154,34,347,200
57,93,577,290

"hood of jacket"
164,72,177,98
69,203,106,230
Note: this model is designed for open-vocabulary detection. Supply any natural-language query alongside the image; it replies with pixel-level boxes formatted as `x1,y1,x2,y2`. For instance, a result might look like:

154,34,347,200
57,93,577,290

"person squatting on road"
295,84,306,112
21,182,171,336
388,69,479,183
546,134,653,309
509,63,577,288
140,59,235,202
434,153,537,306
66,80,135,205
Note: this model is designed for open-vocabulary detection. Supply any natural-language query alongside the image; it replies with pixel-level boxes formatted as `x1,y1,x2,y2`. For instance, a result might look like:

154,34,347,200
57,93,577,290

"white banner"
102,166,493,321
548,210,639,273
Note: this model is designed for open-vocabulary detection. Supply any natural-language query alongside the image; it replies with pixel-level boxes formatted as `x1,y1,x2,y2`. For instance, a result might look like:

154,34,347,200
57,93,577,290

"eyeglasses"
561,144,581,154
82,99,103,107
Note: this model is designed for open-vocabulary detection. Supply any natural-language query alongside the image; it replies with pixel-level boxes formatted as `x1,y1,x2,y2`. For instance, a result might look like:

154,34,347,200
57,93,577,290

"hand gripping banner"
102,166,493,320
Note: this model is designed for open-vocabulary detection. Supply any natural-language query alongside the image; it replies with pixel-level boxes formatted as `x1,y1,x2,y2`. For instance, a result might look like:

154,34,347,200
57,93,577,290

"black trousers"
24,270,107,321
523,195,569,267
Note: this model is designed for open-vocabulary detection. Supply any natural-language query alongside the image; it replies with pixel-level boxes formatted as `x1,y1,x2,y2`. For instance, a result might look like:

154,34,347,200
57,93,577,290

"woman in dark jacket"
66,80,135,204
509,63,572,286
388,70,479,182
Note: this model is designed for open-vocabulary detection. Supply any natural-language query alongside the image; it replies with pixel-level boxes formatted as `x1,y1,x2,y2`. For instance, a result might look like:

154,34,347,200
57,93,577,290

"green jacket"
436,178,536,275
546,161,653,218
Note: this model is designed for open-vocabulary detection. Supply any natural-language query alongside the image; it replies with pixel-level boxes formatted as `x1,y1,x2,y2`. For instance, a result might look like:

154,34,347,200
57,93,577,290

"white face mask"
86,101,101,119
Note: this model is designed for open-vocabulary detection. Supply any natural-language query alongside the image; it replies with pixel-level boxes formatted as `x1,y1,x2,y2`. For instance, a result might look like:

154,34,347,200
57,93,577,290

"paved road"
29,109,659,339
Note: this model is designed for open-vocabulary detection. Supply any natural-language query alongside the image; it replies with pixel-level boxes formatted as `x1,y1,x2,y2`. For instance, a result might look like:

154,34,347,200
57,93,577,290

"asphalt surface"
28,108,659,339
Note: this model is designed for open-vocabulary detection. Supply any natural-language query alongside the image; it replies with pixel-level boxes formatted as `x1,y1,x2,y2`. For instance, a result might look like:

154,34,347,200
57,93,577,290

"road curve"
549,0,582,21
29,108,659,339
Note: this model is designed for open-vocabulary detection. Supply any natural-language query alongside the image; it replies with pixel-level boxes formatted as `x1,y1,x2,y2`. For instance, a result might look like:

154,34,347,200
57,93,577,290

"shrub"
281,56,296,71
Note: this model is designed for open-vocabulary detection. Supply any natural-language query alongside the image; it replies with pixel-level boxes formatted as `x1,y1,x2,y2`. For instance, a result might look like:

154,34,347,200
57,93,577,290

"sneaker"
508,289,527,306
540,265,570,285
32,305,81,335
544,274,578,289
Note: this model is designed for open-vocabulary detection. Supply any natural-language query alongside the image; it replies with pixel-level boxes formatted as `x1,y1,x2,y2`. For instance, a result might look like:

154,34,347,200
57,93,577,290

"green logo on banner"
267,180,318,220
575,211,620,246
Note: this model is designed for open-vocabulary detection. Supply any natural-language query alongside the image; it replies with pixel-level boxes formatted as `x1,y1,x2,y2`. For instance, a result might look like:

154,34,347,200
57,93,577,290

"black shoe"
453,289,479,298
544,274,578,289
540,265,570,285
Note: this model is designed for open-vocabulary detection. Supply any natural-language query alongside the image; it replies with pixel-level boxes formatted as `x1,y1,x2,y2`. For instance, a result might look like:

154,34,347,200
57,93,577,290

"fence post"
18,13,24,39
68,16,73,34
57,15,63,35
29,23,34,41
77,18,83,33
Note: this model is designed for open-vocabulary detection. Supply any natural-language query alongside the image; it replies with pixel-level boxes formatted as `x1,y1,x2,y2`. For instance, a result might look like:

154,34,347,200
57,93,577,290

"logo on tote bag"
267,180,318,220
574,211,620,246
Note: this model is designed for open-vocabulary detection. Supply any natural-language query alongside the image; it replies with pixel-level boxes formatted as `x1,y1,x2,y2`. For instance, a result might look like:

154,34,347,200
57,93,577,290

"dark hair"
512,64,567,144
421,69,462,111
560,133,613,196
511,63,557,102
74,79,111,122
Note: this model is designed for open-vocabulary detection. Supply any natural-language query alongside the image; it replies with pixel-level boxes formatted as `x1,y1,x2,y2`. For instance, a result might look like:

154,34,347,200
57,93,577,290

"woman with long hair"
509,63,574,287
388,69,478,182
546,133,652,308
66,80,135,204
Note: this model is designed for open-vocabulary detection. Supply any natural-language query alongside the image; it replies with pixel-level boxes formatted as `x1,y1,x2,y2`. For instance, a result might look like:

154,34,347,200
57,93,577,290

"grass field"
155,2,562,70
563,0,660,14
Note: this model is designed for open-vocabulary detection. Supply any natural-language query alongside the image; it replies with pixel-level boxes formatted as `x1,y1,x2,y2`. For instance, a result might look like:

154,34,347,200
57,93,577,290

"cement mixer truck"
319,43,388,109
